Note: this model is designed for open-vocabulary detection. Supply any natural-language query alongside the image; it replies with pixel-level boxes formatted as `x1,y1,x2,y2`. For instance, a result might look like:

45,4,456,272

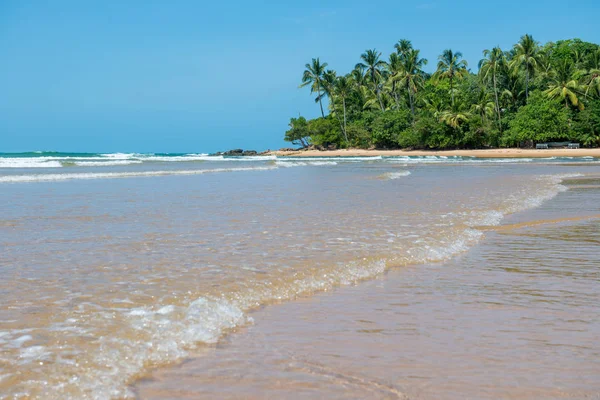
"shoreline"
134,175,600,399
268,148,600,158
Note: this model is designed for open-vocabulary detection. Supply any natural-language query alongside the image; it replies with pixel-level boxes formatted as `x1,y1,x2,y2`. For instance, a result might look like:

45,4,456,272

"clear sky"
1,0,599,153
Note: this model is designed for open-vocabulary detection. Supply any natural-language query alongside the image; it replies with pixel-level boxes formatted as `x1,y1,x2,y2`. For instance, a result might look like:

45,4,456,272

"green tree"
544,59,586,110
435,49,469,107
396,49,428,120
394,39,413,59
510,34,540,102
334,76,352,145
504,91,571,146
583,49,600,98
300,58,328,117
471,88,495,121
284,116,311,148
479,47,505,128
572,99,600,146
371,110,412,148
356,49,388,111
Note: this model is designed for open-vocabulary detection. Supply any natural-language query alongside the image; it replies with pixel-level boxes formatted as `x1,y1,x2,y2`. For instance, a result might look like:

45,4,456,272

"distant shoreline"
268,148,600,158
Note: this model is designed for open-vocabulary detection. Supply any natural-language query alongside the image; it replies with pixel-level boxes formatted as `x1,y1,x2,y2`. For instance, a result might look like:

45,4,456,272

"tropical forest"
285,35,600,149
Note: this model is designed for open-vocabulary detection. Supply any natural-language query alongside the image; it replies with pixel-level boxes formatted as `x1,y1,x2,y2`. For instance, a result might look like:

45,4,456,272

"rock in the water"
214,149,261,156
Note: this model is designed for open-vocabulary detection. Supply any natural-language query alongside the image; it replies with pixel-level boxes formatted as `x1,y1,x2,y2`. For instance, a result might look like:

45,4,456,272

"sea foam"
0,166,277,183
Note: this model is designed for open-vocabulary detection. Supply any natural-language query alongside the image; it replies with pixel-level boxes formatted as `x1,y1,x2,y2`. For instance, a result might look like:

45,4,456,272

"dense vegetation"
285,36,600,149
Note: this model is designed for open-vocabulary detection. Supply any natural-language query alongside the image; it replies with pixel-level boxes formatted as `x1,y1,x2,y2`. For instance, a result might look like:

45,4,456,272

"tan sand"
269,148,600,158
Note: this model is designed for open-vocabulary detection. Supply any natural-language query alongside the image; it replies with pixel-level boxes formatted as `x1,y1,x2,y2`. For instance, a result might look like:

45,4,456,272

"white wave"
466,210,505,227
275,161,338,168
0,166,276,183
277,156,382,162
72,160,144,167
0,159,62,168
380,171,411,180
100,153,137,160
138,155,218,162
385,156,537,164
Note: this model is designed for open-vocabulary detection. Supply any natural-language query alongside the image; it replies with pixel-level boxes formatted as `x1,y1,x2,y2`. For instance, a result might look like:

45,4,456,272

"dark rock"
222,149,244,156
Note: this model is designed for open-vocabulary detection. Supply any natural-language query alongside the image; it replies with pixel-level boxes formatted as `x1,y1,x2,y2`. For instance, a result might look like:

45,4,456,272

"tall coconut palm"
321,69,348,140
356,49,388,111
300,58,328,117
435,49,469,107
320,69,338,104
583,49,600,98
387,52,403,108
334,76,352,144
478,47,505,129
510,34,540,102
471,88,495,121
394,39,413,60
395,49,428,120
544,59,585,110
351,66,368,89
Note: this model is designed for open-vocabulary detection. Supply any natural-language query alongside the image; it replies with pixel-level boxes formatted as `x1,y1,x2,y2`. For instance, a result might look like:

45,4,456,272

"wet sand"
135,176,600,399
270,148,600,158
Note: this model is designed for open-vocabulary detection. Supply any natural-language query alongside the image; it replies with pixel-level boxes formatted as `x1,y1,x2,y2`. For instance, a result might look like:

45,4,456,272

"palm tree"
439,110,470,129
320,69,337,105
387,52,403,108
582,49,600,98
334,76,352,144
395,49,428,120
544,59,585,110
350,66,368,89
356,49,387,111
510,34,540,102
435,49,468,107
300,58,328,117
479,47,505,129
471,88,495,121
395,39,413,60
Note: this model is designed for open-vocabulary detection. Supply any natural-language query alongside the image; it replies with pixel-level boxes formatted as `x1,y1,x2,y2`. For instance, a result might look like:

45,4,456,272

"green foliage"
503,91,571,146
572,99,600,146
371,110,412,148
284,116,310,148
293,36,600,149
306,117,343,149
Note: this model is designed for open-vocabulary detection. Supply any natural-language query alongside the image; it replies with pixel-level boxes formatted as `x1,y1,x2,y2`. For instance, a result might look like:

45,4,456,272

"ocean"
1,152,599,399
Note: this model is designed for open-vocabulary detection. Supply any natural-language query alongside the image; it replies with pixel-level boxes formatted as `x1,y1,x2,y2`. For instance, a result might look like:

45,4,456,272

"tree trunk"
450,77,454,108
372,69,385,111
493,73,502,132
525,68,529,103
318,82,325,118
330,95,345,140
408,83,415,122
392,81,400,109
342,98,349,145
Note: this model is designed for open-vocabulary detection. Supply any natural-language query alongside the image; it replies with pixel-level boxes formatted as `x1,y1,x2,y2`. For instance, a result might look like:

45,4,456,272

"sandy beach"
270,148,600,158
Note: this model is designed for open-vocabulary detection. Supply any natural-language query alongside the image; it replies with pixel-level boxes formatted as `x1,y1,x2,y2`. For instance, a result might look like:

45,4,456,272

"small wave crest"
70,160,144,167
379,171,411,180
275,161,338,168
0,159,63,168
0,166,276,183
277,156,382,162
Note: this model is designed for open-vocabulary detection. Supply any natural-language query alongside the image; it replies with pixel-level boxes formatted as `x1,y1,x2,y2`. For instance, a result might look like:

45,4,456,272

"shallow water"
135,176,600,400
0,154,599,399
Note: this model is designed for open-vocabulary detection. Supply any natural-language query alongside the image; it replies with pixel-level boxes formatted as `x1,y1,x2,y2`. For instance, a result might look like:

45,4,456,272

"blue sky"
1,0,599,153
